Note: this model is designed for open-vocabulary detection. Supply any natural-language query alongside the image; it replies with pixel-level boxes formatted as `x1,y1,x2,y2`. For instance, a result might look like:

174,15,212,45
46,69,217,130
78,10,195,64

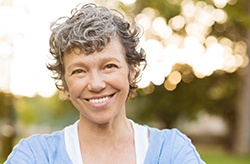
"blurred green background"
1,0,250,163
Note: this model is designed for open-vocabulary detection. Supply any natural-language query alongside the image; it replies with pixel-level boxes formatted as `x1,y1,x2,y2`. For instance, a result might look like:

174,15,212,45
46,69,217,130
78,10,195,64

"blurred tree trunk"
233,2,250,153
0,92,16,160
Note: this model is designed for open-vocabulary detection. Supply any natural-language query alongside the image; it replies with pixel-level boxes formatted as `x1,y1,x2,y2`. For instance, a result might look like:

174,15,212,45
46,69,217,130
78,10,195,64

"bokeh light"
0,0,248,95
136,0,248,91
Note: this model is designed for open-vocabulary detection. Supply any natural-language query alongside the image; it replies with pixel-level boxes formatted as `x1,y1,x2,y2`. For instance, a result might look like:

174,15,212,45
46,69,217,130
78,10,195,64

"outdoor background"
1,0,250,163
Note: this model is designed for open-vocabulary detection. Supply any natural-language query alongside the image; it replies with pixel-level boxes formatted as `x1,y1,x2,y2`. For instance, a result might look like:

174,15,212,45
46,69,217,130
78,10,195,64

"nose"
87,71,106,92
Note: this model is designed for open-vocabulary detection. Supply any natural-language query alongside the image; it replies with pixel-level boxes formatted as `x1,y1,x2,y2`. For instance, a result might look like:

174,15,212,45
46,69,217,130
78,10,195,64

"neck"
78,114,133,146
77,114,136,163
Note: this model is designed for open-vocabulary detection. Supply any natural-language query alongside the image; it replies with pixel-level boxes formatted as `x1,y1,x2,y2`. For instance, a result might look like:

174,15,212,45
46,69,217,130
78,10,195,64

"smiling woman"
63,37,131,125
4,3,205,164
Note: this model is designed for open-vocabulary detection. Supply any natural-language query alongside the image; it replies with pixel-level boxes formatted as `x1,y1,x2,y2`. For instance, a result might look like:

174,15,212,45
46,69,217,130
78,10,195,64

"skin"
63,37,136,163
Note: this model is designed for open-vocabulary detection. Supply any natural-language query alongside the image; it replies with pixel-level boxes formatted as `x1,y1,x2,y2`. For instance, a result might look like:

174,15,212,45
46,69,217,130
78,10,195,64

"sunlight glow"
0,0,92,97
168,71,182,85
119,0,136,5
152,17,172,39
212,9,227,24
0,0,248,95
137,0,248,91
169,15,185,31
213,0,229,8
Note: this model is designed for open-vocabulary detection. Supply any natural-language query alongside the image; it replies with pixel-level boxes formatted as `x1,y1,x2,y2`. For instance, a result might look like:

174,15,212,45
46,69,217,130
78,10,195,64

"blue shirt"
5,126,205,164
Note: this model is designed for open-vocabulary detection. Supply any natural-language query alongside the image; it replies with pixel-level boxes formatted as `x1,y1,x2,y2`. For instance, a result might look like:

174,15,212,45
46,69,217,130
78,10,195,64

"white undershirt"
64,120,149,164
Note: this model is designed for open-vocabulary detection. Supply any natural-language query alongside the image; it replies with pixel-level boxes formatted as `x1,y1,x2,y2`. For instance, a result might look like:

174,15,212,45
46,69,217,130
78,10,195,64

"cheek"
66,78,87,97
107,71,130,91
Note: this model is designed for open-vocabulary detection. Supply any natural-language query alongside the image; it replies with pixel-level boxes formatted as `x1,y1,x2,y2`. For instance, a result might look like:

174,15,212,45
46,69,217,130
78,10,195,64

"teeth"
88,96,111,104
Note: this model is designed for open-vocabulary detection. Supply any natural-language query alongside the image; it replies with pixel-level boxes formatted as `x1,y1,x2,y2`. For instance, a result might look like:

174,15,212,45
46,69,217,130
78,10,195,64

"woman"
5,3,205,164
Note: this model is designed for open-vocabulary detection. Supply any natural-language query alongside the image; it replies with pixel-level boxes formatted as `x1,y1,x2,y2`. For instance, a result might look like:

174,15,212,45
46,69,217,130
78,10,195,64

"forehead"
65,36,125,56
63,37,126,64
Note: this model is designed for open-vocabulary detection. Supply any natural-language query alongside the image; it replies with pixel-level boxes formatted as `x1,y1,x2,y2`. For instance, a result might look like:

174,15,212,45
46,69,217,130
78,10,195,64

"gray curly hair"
47,3,146,99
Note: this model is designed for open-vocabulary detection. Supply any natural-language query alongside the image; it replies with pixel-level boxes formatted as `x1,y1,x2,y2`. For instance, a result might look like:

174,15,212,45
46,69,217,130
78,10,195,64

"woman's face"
63,37,130,125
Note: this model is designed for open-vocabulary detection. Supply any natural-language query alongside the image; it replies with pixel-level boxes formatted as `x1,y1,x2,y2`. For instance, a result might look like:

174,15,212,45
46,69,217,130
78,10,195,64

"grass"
197,144,250,164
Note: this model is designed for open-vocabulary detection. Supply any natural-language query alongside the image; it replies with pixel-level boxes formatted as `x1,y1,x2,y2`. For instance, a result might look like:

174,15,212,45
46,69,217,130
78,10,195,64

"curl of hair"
47,3,146,99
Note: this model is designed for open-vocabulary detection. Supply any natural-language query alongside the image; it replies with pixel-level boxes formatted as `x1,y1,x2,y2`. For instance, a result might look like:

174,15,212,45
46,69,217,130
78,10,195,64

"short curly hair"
47,3,146,99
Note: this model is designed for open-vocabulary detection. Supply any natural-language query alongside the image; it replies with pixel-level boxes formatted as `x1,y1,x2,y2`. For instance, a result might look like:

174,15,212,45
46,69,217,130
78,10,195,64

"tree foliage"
0,92,15,160
124,0,250,152
128,70,239,129
15,93,78,128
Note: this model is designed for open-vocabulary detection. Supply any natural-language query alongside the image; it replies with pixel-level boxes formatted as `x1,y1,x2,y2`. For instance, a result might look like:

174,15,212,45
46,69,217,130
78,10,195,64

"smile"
88,96,112,104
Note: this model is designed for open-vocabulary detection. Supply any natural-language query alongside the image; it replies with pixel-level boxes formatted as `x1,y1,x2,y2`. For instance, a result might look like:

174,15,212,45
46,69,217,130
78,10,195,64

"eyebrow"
99,56,122,65
67,62,87,71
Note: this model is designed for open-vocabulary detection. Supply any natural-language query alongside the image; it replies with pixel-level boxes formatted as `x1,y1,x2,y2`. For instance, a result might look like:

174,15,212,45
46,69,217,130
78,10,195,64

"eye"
105,64,117,69
71,69,84,75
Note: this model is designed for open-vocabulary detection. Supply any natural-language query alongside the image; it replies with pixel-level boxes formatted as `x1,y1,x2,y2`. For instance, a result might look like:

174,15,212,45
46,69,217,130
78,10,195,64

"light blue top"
5,126,205,164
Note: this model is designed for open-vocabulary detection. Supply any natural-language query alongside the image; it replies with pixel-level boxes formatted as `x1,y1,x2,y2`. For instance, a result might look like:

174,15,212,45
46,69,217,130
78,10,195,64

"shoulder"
148,127,191,143
147,127,194,152
12,130,65,154
145,127,205,164
5,129,71,164
24,130,65,147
